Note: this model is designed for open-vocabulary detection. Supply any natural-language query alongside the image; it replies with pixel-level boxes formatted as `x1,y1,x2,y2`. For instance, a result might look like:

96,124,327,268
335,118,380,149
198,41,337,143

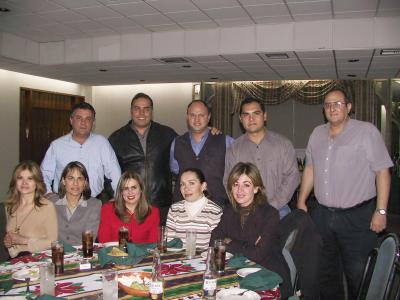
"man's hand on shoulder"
209,127,221,135
370,212,387,233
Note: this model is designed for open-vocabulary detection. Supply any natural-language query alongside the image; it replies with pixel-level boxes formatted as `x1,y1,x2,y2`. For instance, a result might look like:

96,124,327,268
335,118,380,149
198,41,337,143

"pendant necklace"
15,206,35,233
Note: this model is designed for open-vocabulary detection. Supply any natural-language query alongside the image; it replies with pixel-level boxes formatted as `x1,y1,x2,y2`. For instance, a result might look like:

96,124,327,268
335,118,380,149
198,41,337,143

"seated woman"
210,162,291,298
49,161,102,245
98,170,159,244
3,161,58,258
166,168,222,249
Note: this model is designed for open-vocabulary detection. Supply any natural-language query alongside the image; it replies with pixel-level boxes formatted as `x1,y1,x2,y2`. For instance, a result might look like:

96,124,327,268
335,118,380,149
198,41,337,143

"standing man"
224,97,300,218
109,93,177,225
41,102,121,197
170,100,233,207
297,89,393,299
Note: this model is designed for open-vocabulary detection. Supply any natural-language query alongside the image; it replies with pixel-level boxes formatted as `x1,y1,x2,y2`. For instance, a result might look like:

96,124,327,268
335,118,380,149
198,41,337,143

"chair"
357,233,400,300
282,229,299,291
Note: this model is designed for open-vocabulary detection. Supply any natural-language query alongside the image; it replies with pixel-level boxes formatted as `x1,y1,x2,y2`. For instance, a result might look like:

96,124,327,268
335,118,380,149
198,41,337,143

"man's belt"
320,197,376,212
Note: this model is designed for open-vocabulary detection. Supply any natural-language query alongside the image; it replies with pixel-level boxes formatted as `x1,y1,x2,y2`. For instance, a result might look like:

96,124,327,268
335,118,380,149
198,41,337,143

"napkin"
240,266,283,291
0,280,14,293
61,241,76,253
127,243,156,257
98,242,155,267
167,238,183,249
35,295,67,300
227,254,249,268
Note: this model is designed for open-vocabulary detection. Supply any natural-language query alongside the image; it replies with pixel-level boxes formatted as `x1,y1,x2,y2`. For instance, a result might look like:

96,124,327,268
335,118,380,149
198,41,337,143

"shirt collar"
55,195,87,208
189,128,210,143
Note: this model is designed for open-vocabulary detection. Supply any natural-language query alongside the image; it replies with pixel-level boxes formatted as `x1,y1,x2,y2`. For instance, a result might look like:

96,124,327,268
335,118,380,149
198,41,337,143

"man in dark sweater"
170,100,233,207
109,93,177,225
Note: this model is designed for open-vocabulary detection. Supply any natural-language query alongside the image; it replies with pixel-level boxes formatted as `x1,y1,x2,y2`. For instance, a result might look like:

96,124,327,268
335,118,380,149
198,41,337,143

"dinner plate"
103,241,119,248
200,251,233,260
216,288,260,300
43,250,76,258
12,267,40,281
236,267,261,278
167,247,184,252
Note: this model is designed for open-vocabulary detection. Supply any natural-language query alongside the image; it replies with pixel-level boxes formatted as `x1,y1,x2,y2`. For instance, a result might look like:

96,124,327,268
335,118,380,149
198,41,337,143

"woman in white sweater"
166,168,222,249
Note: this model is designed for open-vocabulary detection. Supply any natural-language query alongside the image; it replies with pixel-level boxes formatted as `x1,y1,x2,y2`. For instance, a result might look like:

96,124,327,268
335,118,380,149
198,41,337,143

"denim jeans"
310,199,377,300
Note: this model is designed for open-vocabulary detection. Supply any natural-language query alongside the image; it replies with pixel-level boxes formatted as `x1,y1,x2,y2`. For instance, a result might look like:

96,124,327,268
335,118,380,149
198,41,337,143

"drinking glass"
51,240,64,275
214,239,226,275
118,226,129,253
102,270,118,300
185,230,196,259
82,230,94,258
157,226,168,253
39,262,55,296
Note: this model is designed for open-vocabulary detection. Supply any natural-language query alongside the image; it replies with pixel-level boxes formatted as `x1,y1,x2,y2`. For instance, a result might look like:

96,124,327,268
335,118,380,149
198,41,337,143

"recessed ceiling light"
99,69,108,72
158,57,189,64
182,65,192,68
263,53,289,59
380,49,400,56
347,59,359,63
346,74,357,77
210,77,219,80
0,7,10,12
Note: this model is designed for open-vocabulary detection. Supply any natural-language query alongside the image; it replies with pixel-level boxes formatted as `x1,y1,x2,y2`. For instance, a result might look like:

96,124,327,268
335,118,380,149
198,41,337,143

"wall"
0,69,89,198
92,83,193,137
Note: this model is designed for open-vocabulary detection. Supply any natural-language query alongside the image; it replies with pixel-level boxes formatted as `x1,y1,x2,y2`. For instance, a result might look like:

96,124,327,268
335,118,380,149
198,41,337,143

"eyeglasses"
323,101,347,110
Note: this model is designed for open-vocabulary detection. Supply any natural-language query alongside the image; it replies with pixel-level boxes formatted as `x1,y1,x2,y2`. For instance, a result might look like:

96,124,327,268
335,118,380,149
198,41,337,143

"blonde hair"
5,160,46,215
227,162,268,211
114,170,151,224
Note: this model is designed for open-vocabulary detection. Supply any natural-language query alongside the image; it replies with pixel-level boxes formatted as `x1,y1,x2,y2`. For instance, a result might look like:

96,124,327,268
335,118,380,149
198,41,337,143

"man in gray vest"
170,100,233,207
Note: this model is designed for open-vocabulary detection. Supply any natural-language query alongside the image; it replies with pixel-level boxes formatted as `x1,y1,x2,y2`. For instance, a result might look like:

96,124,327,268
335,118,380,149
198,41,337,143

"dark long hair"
114,170,151,224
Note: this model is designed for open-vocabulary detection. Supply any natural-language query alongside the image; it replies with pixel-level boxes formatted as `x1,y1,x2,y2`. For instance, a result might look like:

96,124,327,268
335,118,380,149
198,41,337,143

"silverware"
24,277,30,293
237,289,249,296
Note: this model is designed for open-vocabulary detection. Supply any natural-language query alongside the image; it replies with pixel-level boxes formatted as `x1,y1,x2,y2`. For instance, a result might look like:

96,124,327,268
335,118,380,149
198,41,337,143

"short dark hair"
131,93,153,108
239,97,265,114
186,100,210,115
58,161,91,200
71,102,96,118
325,88,351,104
180,168,210,199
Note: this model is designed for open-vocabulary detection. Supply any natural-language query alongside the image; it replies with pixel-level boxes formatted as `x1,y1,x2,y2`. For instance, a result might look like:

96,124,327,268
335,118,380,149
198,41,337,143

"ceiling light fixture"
0,7,10,12
182,65,192,68
346,74,357,77
263,53,289,59
210,77,219,80
99,69,108,72
158,57,189,64
380,49,400,56
347,59,360,63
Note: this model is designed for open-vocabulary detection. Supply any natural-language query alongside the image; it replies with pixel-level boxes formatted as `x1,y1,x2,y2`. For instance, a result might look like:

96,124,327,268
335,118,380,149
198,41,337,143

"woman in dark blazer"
210,162,291,298
50,161,102,245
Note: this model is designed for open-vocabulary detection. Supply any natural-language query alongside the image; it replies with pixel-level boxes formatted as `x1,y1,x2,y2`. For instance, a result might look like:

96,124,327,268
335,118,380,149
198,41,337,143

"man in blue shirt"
41,102,121,197
170,100,233,207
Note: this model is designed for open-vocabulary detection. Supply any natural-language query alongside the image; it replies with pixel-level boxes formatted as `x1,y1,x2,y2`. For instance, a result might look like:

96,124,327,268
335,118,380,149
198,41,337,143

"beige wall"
0,69,89,198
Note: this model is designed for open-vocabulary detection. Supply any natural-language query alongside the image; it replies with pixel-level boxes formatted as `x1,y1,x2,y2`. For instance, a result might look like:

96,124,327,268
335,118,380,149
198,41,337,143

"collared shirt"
169,129,234,174
41,132,121,197
224,130,300,210
132,124,150,153
55,196,87,221
306,119,393,208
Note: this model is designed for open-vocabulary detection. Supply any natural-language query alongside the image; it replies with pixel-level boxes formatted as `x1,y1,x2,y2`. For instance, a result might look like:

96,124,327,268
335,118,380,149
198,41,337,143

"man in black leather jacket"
109,93,177,224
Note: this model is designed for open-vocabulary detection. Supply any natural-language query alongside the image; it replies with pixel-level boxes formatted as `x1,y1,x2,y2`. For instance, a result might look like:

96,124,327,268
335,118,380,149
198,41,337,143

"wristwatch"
376,208,387,215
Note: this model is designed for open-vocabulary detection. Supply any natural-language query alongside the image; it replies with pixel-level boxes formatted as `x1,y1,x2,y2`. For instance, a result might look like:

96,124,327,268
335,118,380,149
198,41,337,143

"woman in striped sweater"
166,168,222,250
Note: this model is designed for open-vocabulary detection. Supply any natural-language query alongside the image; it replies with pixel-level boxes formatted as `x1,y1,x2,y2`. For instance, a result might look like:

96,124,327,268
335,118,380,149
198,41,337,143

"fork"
237,289,249,296
25,277,30,293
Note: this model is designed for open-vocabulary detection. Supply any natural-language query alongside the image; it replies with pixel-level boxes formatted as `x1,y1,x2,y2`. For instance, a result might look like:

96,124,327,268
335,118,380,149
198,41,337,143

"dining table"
0,244,281,300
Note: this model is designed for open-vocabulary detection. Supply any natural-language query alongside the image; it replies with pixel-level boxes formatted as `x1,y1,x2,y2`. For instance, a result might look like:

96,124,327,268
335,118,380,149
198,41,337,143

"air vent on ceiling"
380,49,400,56
158,57,189,64
263,53,289,59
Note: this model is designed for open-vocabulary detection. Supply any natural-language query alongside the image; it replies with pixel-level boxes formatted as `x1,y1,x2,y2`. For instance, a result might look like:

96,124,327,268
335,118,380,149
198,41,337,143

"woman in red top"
98,170,159,243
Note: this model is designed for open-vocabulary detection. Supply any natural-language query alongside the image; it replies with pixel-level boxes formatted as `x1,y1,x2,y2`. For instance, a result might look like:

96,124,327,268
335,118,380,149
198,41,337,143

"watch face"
377,209,387,215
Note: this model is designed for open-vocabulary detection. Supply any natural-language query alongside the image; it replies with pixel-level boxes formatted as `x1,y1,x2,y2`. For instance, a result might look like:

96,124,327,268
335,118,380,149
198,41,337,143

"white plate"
43,250,75,258
200,251,233,260
216,288,261,300
12,267,40,281
103,241,119,248
167,247,184,252
236,267,262,278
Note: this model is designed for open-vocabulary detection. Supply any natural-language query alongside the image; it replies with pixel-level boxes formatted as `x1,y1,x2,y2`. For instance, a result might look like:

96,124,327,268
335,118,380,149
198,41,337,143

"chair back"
282,229,299,287
358,233,399,300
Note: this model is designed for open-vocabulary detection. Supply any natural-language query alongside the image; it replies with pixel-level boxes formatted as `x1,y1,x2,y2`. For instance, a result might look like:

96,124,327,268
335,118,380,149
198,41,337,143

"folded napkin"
167,238,183,249
98,242,155,267
0,280,14,293
35,295,67,300
227,254,250,268
240,266,283,291
61,241,76,253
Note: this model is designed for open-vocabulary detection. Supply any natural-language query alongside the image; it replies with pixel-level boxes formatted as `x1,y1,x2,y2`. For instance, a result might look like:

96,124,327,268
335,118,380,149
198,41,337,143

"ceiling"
0,0,399,85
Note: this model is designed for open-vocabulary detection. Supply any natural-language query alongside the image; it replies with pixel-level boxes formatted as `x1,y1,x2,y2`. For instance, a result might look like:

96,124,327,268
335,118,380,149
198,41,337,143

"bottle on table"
203,247,218,300
150,248,164,300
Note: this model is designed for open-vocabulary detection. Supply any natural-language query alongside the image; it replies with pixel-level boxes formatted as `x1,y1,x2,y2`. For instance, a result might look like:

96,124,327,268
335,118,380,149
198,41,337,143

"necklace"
15,206,35,233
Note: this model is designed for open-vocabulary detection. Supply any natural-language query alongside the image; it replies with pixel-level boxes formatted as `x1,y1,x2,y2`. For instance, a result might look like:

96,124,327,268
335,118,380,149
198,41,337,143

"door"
20,88,84,164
